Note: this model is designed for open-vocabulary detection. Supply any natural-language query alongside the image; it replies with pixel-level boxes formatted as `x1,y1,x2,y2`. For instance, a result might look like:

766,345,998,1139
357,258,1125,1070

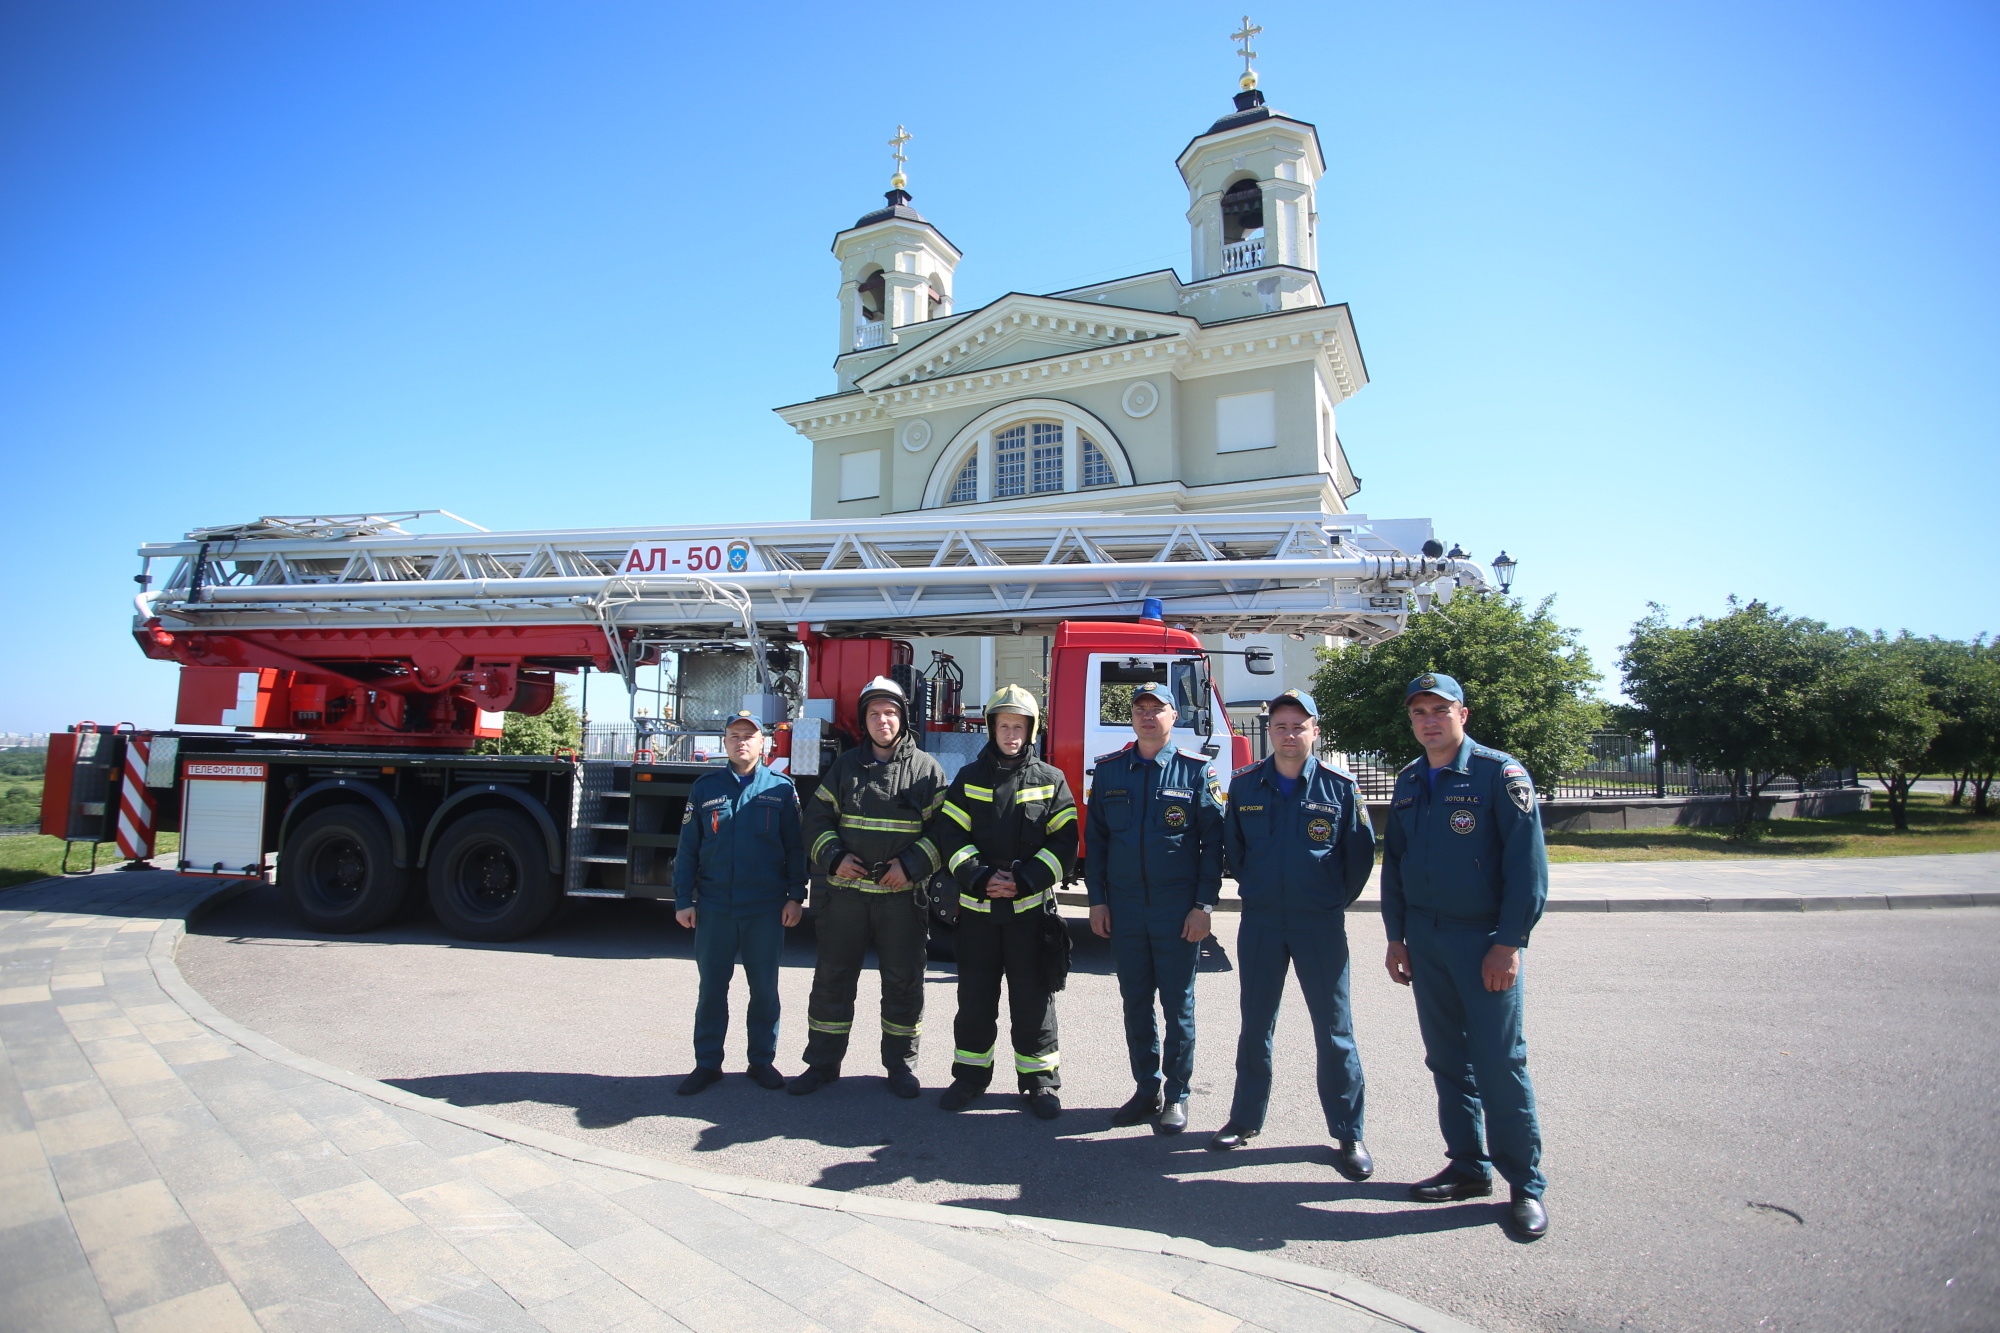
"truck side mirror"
1245,647,1275,676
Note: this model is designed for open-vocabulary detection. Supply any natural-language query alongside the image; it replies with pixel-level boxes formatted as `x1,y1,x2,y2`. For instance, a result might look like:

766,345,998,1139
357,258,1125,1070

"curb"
152,882,1483,1333
1052,889,2000,915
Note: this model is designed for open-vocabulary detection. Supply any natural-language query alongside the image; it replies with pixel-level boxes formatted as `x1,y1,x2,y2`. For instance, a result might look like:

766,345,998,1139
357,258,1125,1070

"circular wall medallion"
1121,381,1160,419
899,418,934,452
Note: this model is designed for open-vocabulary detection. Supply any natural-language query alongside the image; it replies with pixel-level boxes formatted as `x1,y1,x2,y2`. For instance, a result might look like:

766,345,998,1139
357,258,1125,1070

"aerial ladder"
46,508,1504,942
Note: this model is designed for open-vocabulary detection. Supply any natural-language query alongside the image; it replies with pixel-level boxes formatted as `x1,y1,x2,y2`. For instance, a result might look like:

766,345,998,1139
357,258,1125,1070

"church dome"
852,188,927,229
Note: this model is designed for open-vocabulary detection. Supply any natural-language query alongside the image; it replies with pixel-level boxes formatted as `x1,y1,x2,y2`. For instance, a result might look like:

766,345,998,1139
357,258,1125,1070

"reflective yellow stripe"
955,1047,996,1067
807,1018,850,1034
940,802,971,830
1014,784,1056,803
1012,889,1049,912
963,785,994,802
854,884,912,894
841,815,924,833
814,785,838,804
958,893,993,912
1014,1050,1060,1073
1034,847,1063,881
1045,806,1077,832
881,1019,922,1036
810,831,840,860
909,836,940,871
924,794,947,817
948,845,979,872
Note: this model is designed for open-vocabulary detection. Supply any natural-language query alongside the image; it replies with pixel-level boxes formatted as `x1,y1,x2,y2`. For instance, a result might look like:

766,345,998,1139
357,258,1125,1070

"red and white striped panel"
115,736,156,861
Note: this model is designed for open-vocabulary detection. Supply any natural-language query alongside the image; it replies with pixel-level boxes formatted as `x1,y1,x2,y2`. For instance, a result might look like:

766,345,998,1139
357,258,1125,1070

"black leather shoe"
787,1064,840,1096
939,1081,983,1112
1331,1139,1374,1181
885,1063,921,1099
1508,1190,1549,1239
677,1067,723,1096
746,1064,785,1091
1025,1090,1062,1120
1111,1085,1164,1126
1207,1122,1260,1152
1155,1101,1188,1134
1408,1166,1493,1202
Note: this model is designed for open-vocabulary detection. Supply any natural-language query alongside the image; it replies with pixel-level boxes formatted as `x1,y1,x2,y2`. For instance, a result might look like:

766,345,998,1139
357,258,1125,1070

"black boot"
1408,1166,1493,1202
788,1064,841,1096
1331,1139,1374,1181
677,1067,723,1096
939,1081,983,1111
885,1062,921,1099
1111,1084,1164,1127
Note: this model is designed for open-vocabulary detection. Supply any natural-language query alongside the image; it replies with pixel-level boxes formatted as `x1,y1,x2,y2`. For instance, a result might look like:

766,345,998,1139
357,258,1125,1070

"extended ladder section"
138,511,1493,644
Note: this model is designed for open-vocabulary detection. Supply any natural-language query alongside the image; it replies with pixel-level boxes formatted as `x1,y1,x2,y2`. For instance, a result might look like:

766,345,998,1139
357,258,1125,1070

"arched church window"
1221,178,1264,242
1080,435,1116,488
857,270,886,322
947,455,978,504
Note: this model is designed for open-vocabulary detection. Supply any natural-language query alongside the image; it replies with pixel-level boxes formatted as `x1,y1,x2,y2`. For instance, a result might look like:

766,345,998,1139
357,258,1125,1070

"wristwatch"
1192,902,1214,913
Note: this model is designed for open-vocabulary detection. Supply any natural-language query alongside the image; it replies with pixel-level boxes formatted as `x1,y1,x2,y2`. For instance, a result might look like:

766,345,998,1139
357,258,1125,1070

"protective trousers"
692,911,784,1071
802,886,926,1070
950,908,1059,1092
1406,908,1546,1198
1228,908,1364,1138
1111,902,1199,1103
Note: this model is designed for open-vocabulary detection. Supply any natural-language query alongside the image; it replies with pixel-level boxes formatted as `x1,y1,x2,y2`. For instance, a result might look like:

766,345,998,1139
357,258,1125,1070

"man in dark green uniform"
794,676,948,1098
929,685,1077,1119
672,708,805,1095
1085,681,1225,1134
1381,672,1550,1239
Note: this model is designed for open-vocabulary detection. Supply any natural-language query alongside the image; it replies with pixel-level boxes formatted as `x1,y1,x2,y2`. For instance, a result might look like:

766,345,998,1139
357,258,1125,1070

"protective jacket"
1222,756,1375,913
930,746,1078,916
672,763,806,915
803,735,948,893
1083,743,1224,909
1380,735,1548,948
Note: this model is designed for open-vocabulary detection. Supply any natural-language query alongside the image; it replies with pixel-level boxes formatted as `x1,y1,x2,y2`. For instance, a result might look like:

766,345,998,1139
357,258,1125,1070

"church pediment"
854,294,1196,393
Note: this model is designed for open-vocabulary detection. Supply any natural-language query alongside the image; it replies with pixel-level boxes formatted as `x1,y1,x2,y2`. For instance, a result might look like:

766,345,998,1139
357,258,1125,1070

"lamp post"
1491,551,1517,593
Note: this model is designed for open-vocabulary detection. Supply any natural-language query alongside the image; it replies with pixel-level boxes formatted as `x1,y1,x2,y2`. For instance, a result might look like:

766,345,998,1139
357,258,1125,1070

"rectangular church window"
994,425,1027,497
1216,390,1276,453
1030,422,1064,493
839,449,881,501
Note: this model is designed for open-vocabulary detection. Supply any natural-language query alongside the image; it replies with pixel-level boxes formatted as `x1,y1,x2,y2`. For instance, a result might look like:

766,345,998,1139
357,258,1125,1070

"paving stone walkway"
0,870,1468,1333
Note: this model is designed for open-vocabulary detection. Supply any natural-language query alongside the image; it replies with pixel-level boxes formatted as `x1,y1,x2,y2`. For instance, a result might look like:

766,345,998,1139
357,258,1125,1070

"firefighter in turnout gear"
928,685,1078,1120
793,676,949,1098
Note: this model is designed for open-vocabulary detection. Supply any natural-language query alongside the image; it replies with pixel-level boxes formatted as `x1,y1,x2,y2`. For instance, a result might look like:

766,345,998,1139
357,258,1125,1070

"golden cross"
888,125,912,187
1231,16,1262,78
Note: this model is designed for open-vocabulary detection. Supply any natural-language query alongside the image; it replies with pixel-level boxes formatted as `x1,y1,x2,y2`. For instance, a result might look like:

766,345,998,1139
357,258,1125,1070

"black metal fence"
1320,732,1859,803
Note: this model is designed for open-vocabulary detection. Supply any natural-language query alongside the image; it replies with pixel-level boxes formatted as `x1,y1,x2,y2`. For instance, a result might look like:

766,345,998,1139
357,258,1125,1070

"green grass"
0,833,180,890
1543,792,2000,862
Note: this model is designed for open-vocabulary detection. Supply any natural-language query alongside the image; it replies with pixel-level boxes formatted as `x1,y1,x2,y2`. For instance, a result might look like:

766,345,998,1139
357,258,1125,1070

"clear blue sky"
2,0,1994,733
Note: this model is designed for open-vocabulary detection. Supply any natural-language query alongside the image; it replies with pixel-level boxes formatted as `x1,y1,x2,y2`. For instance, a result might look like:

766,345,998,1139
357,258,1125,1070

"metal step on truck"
44,509,1503,941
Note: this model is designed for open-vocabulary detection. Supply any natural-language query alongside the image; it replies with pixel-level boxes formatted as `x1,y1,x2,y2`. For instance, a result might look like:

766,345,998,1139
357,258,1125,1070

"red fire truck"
44,509,1497,940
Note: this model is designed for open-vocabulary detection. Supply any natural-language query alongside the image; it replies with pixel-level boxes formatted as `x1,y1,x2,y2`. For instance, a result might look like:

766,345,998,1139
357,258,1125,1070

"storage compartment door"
180,761,269,876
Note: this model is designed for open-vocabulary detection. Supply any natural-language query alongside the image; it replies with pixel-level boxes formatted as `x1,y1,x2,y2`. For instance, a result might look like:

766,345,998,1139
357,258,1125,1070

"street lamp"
1491,551,1517,593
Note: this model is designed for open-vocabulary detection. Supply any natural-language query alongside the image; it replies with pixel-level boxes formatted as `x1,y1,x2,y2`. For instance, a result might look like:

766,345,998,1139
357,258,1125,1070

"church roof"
851,189,926,229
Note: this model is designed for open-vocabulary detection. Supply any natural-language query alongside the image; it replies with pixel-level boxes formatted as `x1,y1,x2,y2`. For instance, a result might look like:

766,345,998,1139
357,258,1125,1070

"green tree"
1829,634,1941,832
1620,599,1851,839
474,684,582,757
1310,592,1602,786
1907,636,2000,817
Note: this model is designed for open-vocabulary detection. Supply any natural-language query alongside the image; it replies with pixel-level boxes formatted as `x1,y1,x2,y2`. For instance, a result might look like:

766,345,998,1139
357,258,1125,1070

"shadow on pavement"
380,1066,1496,1252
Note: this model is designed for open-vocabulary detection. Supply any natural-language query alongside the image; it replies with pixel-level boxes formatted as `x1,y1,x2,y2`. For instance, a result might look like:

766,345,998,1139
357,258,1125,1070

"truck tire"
281,806,409,933
426,809,558,942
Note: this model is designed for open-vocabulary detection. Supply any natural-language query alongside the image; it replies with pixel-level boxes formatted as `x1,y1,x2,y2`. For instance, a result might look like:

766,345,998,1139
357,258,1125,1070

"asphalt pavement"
179,882,2000,1333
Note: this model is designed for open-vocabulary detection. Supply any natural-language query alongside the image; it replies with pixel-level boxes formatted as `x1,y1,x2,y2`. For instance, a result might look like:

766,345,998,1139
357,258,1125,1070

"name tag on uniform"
1393,795,1415,809
1443,793,1481,804
1159,788,1193,800
1301,800,1337,814
701,797,730,810
1236,803,1265,813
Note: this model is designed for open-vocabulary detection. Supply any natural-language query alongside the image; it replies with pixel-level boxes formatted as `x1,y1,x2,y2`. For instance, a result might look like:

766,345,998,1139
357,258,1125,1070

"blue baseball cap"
1266,688,1318,719
723,709,768,732
1405,672,1466,705
1131,682,1175,708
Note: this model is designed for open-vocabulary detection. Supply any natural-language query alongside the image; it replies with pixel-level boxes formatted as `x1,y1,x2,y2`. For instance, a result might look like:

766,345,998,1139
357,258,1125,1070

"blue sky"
2,0,1994,733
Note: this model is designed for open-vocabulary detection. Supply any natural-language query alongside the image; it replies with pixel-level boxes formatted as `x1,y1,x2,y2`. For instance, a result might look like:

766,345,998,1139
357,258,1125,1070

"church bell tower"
830,126,961,359
1178,19,1325,284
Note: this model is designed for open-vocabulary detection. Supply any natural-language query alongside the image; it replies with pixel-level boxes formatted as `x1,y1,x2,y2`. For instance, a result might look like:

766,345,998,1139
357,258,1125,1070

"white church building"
773,64,1370,716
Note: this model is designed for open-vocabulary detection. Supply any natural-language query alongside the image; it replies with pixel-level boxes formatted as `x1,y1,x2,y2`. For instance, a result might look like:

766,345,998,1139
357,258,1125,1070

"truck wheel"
426,809,558,942
281,806,409,933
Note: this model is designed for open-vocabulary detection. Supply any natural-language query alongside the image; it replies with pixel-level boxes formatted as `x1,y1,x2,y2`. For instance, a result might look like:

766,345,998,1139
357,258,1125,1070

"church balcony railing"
853,321,890,350
1221,238,1266,273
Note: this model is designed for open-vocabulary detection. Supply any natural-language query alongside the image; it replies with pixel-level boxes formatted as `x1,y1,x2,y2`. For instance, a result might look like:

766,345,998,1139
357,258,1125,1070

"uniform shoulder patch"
1094,746,1132,764
1398,756,1425,773
1320,761,1358,784
1502,762,1530,781
1232,761,1263,778
1470,745,1509,763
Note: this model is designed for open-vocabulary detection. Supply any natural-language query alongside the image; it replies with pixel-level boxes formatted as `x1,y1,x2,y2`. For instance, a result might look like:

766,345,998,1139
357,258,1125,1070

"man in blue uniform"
1210,688,1376,1180
1085,681,1224,1134
1381,673,1550,1239
673,709,806,1095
